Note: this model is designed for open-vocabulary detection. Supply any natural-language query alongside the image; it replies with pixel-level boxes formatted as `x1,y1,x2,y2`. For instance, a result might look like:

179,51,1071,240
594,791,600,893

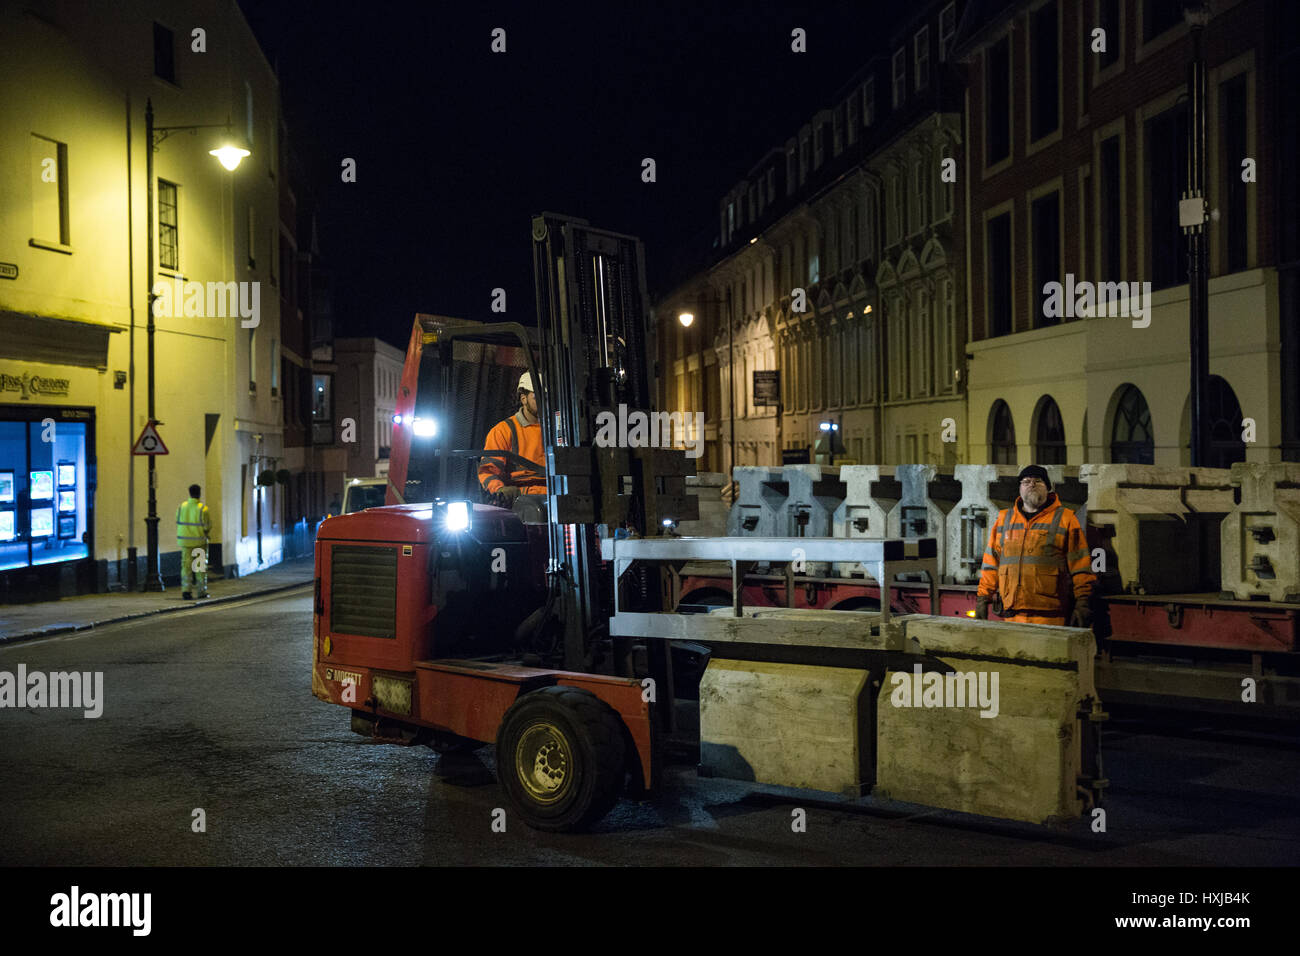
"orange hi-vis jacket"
478,410,547,495
977,493,1095,619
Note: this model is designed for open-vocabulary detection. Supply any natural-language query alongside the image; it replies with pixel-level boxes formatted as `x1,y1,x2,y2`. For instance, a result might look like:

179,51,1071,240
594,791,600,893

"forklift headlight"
445,500,471,533
412,416,437,438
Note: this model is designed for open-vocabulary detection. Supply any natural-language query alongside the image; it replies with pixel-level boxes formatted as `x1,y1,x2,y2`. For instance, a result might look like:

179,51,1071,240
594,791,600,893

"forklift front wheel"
496,686,626,832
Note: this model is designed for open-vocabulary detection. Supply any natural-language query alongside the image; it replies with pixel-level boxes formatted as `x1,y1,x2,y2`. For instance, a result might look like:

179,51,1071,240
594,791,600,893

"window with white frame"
914,26,930,91
246,205,256,269
892,49,906,108
911,160,924,233
934,283,948,393
848,204,859,264
864,192,875,260
940,143,954,217
157,179,178,269
893,173,905,241
913,291,930,395
939,3,956,61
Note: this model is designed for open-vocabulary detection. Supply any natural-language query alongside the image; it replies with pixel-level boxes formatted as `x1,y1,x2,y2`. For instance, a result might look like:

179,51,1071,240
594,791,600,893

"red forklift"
312,214,694,830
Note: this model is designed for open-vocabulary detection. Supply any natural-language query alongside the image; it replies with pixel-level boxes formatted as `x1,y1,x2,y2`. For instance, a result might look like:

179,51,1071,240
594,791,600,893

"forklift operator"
478,371,548,504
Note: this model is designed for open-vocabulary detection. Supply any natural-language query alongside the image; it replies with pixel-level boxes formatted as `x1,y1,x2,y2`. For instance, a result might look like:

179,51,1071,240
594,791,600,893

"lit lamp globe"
209,142,251,171
678,312,694,328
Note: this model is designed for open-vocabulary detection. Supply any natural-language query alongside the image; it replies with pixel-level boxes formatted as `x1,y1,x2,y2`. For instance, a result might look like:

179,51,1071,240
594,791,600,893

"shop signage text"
0,370,71,399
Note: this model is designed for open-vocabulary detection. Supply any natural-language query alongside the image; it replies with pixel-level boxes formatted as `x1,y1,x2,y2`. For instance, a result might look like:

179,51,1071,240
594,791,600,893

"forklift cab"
387,315,550,525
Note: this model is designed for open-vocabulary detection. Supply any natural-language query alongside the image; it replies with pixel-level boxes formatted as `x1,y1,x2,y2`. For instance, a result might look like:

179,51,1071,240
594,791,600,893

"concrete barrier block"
1221,463,1300,602
781,465,846,575
874,614,1099,824
834,465,900,577
727,467,787,538
700,658,872,796
1080,463,1231,594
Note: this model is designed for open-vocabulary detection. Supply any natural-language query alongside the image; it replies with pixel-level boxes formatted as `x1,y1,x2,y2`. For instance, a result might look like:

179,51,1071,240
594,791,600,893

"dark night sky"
238,0,906,349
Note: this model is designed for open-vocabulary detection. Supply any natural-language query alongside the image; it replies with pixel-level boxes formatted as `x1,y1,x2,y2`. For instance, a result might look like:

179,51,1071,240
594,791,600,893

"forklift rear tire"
496,686,626,832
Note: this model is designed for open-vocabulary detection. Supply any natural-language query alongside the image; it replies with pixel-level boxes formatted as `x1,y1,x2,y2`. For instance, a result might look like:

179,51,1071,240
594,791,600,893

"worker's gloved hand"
1069,605,1094,630
974,595,990,620
498,485,521,505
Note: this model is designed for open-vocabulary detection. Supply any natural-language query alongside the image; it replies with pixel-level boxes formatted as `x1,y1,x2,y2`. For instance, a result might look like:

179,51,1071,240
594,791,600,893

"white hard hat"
518,371,534,393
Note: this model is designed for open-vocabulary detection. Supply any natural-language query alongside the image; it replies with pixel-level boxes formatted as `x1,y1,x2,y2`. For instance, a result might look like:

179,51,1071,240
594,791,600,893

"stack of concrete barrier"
699,607,1100,824
1080,464,1235,594
725,466,788,538
944,465,1086,584
676,472,729,538
1221,463,1300,602
833,465,901,577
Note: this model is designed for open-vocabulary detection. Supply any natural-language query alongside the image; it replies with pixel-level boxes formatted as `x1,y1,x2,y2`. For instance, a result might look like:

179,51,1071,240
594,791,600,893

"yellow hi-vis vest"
176,497,211,544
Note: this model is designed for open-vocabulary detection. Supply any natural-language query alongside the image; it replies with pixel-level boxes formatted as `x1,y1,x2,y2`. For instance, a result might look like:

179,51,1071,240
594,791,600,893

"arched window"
1111,384,1154,463
1033,395,1066,464
1203,375,1246,468
989,400,1017,464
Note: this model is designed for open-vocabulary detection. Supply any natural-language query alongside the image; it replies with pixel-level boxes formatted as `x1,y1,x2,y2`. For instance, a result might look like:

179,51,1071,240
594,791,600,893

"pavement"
0,556,314,645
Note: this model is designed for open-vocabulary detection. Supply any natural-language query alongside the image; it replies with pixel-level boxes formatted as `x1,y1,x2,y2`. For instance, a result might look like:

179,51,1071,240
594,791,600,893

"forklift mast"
530,213,660,670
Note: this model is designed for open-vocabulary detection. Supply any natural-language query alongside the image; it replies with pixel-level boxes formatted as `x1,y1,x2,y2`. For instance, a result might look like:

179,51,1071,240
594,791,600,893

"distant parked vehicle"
317,477,388,533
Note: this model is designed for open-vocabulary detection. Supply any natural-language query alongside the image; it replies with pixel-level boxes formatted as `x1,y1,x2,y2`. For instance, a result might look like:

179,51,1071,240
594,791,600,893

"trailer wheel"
496,686,626,832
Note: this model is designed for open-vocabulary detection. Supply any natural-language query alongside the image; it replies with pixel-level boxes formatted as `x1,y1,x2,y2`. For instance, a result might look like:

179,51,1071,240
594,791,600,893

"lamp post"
1183,2,1211,467
142,99,249,591
819,418,840,466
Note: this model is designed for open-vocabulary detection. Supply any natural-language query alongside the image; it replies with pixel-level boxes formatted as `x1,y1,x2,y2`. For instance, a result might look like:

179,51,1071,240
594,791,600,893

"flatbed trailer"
675,562,1300,717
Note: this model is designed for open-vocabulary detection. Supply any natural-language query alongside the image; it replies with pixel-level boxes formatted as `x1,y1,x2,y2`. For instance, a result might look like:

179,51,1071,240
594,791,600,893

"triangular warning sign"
132,421,169,455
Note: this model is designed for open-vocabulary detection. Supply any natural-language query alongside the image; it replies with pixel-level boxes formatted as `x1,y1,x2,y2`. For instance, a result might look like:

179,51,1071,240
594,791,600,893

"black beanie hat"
1017,465,1052,489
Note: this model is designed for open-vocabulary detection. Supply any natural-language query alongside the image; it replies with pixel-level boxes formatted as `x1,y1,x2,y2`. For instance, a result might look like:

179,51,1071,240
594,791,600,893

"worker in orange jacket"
478,371,547,504
976,465,1096,627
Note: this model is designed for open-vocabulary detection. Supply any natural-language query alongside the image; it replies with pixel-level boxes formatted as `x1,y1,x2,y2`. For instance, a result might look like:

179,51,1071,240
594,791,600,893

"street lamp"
819,419,840,466
140,99,250,591
677,311,694,328
209,144,251,171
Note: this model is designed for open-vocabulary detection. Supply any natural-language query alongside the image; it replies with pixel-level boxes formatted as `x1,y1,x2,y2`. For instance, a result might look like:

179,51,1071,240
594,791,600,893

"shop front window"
0,416,91,570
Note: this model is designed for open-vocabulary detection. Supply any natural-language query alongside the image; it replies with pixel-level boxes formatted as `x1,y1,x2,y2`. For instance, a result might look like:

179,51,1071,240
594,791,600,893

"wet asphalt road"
0,590,1297,866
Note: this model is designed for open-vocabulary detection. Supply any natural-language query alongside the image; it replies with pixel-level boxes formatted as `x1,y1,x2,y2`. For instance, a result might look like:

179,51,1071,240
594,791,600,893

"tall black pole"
728,297,736,473
1186,11,1210,466
143,99,164,591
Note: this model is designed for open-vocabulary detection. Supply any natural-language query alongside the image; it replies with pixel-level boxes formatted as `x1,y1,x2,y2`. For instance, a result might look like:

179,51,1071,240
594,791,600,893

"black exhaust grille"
330,545,398,638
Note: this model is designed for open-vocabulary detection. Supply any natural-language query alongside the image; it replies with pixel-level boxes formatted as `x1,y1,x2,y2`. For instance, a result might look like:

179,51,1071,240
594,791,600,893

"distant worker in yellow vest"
176,483,212,600
478,371,547,505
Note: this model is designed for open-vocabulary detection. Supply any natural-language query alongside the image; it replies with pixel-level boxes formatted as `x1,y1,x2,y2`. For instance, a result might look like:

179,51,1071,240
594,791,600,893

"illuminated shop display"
0,414,92,571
